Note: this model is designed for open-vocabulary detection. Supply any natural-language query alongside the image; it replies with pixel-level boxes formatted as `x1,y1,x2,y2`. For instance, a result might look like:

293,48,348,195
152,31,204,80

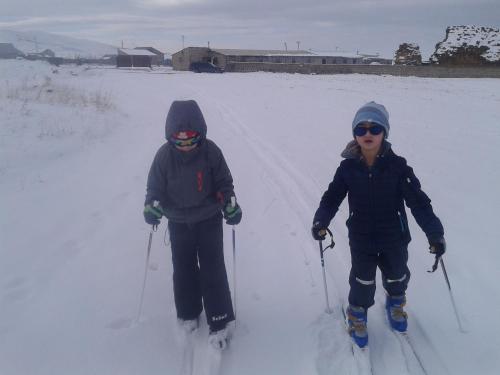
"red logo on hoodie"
197,171,203,192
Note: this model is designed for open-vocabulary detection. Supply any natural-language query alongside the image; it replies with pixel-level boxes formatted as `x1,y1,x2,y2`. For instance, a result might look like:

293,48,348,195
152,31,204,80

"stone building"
172,47,370,71
134,47,165,66
0,43,24,59
116,48,156,68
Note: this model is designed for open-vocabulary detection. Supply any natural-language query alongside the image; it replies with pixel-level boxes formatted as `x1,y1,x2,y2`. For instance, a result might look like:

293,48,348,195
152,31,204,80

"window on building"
322,58,326,64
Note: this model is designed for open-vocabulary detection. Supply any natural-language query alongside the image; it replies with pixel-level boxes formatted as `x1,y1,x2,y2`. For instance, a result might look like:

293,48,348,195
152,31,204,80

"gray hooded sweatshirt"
145,100,235,223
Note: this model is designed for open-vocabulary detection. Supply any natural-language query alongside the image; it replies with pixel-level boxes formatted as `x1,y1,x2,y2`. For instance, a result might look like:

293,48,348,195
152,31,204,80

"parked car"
189,62,224,73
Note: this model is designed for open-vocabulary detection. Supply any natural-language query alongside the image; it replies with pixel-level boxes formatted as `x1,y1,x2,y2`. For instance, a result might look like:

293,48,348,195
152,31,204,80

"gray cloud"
1,0,499,58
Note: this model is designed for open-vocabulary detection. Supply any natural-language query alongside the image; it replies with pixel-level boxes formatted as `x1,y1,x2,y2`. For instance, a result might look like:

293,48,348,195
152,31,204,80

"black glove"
143,201,164,226
429,237,446,257
311,221,327,241
223,201,242,225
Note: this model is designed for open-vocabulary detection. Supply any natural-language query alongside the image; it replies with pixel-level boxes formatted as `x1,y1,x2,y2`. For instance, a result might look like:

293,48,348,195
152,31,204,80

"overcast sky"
1,0,499,58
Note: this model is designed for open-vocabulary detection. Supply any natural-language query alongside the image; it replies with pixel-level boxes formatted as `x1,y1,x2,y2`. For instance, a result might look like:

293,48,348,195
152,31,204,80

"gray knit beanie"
352,101,390,138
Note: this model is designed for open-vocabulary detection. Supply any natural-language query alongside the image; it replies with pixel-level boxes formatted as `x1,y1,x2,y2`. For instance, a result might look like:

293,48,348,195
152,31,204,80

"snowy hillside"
431,25,500,63
0,29,118,58
1,60,500,375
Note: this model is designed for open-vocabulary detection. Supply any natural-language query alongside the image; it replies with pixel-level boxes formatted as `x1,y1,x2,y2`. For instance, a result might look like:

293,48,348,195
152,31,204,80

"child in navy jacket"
312,102,445,348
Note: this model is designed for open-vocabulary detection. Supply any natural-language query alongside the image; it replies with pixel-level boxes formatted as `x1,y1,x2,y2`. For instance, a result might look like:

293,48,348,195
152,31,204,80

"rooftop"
211,48,314,56
118,48,157,56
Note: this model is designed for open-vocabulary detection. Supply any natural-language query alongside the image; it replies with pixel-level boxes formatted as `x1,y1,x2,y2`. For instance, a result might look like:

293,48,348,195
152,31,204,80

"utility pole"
284,42,288,51
296,41,300,50
182,35,185,49
208,41,210,49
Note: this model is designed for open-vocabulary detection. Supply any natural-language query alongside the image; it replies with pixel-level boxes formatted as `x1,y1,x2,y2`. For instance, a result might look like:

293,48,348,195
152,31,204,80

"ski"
391,331,428,375
382,304,428,375
341,305,373,375
178,328,227,375
205,345,223,375
178,329,196,375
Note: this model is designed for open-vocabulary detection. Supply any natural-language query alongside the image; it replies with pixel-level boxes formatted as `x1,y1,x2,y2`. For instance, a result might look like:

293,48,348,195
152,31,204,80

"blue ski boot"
347,305,368,348
386,294,408,332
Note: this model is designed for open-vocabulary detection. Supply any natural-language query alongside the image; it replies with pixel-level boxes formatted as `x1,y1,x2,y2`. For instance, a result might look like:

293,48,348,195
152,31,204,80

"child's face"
172,131,200,152
354,122,384,152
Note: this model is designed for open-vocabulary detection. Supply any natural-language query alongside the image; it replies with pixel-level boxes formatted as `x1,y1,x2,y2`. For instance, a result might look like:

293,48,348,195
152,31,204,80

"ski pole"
137,201,161,323
231,196,237,321
439,258,465,333
428,255,465,332
136,225,156,323
318,228,335,314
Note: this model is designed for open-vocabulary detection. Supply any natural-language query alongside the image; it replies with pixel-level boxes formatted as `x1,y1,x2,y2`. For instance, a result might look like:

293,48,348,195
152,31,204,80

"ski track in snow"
204,95,415,375
202,90,454,375
2,62,500,375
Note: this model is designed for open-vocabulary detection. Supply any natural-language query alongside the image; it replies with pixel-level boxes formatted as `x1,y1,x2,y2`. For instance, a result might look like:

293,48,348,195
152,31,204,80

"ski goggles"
353,124,385,137
170,131,201,147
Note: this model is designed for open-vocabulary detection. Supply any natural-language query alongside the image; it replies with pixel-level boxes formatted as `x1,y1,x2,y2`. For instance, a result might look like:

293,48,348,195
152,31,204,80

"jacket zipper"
368,171,374,233
397,210,405,232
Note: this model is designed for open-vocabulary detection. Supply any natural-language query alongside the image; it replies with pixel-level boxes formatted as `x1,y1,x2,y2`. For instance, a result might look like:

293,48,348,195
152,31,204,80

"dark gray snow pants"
168,213,234,331
348,245,411,309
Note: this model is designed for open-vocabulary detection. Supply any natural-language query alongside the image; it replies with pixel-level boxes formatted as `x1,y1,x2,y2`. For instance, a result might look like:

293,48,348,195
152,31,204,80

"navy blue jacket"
313,141,444,251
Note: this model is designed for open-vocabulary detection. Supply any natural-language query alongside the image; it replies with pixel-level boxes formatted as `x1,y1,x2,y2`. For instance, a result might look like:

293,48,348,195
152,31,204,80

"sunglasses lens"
369,125,384,135
354,124,384,136
354,127,368,136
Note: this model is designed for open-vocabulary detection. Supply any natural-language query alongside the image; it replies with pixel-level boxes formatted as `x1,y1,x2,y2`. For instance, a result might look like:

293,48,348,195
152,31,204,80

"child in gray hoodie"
144,100,241,350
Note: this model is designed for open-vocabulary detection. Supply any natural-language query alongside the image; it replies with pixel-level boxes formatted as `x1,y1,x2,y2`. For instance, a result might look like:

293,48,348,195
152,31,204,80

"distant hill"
430,25,500,65
0,29,118,58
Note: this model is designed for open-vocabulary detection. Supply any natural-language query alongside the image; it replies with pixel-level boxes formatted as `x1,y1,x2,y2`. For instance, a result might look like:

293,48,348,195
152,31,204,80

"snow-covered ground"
1,60,500,375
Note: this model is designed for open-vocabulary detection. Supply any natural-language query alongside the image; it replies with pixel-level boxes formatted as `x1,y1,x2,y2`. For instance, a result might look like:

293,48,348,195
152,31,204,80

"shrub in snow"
394,43,422,65
430,25,500,65
2,73,114,111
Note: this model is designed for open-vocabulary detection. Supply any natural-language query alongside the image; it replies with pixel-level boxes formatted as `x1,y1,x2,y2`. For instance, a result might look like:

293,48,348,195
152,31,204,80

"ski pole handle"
321,228,335,253
151,200,161,231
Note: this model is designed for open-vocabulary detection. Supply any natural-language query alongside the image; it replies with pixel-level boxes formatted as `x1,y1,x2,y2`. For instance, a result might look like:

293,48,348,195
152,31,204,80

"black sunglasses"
353,124,385,137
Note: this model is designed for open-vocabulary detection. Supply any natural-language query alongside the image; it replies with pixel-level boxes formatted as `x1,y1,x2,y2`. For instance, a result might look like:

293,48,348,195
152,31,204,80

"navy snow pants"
348,246,410,310
168,213,234,331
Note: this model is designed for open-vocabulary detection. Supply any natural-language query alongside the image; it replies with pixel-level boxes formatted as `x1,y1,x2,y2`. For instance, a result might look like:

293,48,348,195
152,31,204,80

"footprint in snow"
2,277,30,302
106,317,135,330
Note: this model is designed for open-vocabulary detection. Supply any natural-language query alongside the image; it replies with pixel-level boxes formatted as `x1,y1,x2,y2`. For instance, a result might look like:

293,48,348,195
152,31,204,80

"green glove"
224,201,242,225
144,201,164,226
